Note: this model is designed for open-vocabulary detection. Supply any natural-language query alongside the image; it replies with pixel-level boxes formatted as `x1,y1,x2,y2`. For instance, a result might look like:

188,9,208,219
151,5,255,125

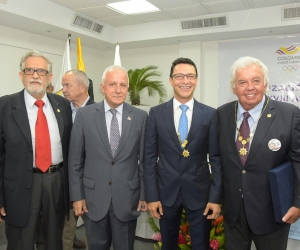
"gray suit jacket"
68,101,147,222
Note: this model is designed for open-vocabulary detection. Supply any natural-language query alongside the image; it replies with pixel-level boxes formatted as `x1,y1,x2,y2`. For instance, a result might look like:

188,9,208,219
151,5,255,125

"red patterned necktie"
35,100,51,172
236,112,250,166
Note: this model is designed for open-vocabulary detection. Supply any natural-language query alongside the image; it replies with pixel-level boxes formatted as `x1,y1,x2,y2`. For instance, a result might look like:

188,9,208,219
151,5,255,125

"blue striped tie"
178,105,188,142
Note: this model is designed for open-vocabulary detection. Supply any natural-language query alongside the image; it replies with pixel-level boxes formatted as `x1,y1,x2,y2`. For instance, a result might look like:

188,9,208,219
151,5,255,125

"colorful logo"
276,44,300,55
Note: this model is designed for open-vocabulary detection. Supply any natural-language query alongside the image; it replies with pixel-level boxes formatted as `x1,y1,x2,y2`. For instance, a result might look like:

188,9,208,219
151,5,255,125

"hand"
282,206,300,224
148,201,163,219
73,200,88,216
137,201,148,212
0,207,6,223
204,202,221,220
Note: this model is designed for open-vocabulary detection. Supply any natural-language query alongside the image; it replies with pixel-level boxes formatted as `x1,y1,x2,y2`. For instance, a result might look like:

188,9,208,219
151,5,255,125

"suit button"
27,186,30,189
30,149,33,153
242,170,246,174
239,189,242,192
28,168,32,171
111,162,115,165
109,181,112,185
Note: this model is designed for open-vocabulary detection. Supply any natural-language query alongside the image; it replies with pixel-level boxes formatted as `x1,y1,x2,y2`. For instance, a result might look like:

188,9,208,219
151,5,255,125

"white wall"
0,25,104,101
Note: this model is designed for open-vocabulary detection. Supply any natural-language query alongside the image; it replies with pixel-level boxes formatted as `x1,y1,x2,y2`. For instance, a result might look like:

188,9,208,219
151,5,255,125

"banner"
54,38,71,95
218,37,300,107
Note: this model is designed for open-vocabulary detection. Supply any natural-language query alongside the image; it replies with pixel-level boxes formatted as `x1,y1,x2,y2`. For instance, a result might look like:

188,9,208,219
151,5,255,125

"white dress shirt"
24,90,62,167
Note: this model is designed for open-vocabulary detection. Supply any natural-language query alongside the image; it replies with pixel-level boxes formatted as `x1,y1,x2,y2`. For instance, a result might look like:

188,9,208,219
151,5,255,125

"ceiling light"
107,0,160,15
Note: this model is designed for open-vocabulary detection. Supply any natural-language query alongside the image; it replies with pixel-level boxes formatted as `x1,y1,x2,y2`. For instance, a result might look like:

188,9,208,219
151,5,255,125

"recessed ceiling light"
107,0,160,15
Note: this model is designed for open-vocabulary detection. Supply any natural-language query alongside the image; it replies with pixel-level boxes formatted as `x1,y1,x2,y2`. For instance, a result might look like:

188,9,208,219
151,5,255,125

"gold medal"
182,149,190,158
239,148,247,156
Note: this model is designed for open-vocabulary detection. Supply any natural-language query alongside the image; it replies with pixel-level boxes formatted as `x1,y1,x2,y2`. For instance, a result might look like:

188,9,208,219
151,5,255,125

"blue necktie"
178,105,188,142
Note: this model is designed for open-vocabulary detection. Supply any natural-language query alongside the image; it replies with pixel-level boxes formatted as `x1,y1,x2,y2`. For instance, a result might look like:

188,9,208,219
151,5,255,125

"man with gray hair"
217,56,300,250
61,69,94,250
0,50,72,249
68,65,148,250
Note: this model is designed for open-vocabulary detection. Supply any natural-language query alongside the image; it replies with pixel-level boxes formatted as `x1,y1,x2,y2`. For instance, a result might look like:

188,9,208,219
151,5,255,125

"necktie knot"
180,104,188,113
110,109,117,116
243,111,250,120
35,100,45,108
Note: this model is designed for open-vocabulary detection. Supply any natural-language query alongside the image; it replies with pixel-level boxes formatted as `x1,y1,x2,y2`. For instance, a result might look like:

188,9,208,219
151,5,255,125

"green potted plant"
127,65,167,105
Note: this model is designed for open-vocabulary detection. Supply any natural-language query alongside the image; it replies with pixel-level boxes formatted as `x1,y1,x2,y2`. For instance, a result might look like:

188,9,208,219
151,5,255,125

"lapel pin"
127,117,131,120
57,109,61,113
267,114,271,118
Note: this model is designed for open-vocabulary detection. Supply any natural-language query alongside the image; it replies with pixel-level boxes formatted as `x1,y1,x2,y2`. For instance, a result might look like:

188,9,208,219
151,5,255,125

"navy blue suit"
144,98,222,249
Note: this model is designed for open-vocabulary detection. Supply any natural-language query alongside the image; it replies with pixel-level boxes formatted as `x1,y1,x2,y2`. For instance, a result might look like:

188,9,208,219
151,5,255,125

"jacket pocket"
83,176,95,189
4,178,14,192
129,178,140,190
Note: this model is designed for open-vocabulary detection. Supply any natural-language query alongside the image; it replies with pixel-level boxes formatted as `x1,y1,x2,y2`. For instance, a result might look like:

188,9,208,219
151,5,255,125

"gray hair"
230,56,269,89
20,50,53,73
102,65,129,86
64,69,89,88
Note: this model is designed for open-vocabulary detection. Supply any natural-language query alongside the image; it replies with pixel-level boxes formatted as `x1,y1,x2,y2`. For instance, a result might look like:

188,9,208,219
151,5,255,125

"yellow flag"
77,38,86,73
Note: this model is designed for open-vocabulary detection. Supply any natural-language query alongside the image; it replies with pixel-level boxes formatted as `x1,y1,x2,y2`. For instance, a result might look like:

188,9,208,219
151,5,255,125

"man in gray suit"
68,65,148,250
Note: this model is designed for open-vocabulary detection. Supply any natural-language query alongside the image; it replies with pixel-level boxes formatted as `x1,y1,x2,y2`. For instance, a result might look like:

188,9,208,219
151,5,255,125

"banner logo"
282,65,298,73
276,44,300,55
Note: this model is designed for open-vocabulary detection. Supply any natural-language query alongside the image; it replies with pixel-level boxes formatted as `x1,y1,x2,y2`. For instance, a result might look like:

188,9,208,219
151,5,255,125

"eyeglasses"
172,74,197,81
23,68,49,76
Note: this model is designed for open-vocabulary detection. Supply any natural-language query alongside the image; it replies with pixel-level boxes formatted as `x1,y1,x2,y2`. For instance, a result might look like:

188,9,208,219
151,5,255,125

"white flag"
114,44,121,66
54,39,71,94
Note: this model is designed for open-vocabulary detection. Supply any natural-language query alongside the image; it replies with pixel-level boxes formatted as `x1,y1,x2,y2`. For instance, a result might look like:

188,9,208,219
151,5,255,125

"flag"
77,38,86,73
114,44,121,66
54,38,71,95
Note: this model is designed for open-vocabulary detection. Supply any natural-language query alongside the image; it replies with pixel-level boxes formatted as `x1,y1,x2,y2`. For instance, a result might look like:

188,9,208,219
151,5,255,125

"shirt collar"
173,97,194,111
70,96,90,111
237,95,266,123
104,99,123,116
24,89,49,109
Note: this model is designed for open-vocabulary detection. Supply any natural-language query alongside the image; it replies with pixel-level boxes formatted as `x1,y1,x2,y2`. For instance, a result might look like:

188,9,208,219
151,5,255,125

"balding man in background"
62,69,94,250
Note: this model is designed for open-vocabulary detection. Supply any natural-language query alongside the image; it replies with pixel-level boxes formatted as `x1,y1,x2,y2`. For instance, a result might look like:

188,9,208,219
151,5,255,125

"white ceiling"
49,0,300,27
0,0,300,50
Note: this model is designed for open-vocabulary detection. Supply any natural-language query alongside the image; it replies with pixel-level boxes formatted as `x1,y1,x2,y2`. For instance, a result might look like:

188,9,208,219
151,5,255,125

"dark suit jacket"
217,98,300,235
0,90,72,227
144,98,222,210
68,101,148,222
85,97,95,106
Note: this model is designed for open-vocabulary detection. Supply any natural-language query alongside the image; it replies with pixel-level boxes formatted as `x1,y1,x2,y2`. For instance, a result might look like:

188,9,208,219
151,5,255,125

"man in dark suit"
61,69,94,250
144,57,222,249
68,65,148,250
0,50,72,249
217,56,300,250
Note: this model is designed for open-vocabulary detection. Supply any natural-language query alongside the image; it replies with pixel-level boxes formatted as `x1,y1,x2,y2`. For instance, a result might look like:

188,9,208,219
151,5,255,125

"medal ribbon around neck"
234,97,269,156
177,133,190,158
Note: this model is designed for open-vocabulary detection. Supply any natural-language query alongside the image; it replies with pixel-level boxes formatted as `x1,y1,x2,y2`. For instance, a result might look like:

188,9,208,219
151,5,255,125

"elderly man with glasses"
0,50,72,250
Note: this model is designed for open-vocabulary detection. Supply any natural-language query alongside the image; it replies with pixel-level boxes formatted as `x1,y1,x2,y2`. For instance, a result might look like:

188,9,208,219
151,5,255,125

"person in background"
46,82,54,93
144,57,222,249
217,56,300,250
61,69,95,250
68,65,148,250
0,50,72,249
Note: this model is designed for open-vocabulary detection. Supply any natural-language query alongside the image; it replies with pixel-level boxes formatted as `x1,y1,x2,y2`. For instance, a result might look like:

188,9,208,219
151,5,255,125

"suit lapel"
163,99,182,152
12,91,32,148
228,101,243,166
114,103,132,158
94,101,112,157
246,99,275,166
187,100,204,143
47,94,64,139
